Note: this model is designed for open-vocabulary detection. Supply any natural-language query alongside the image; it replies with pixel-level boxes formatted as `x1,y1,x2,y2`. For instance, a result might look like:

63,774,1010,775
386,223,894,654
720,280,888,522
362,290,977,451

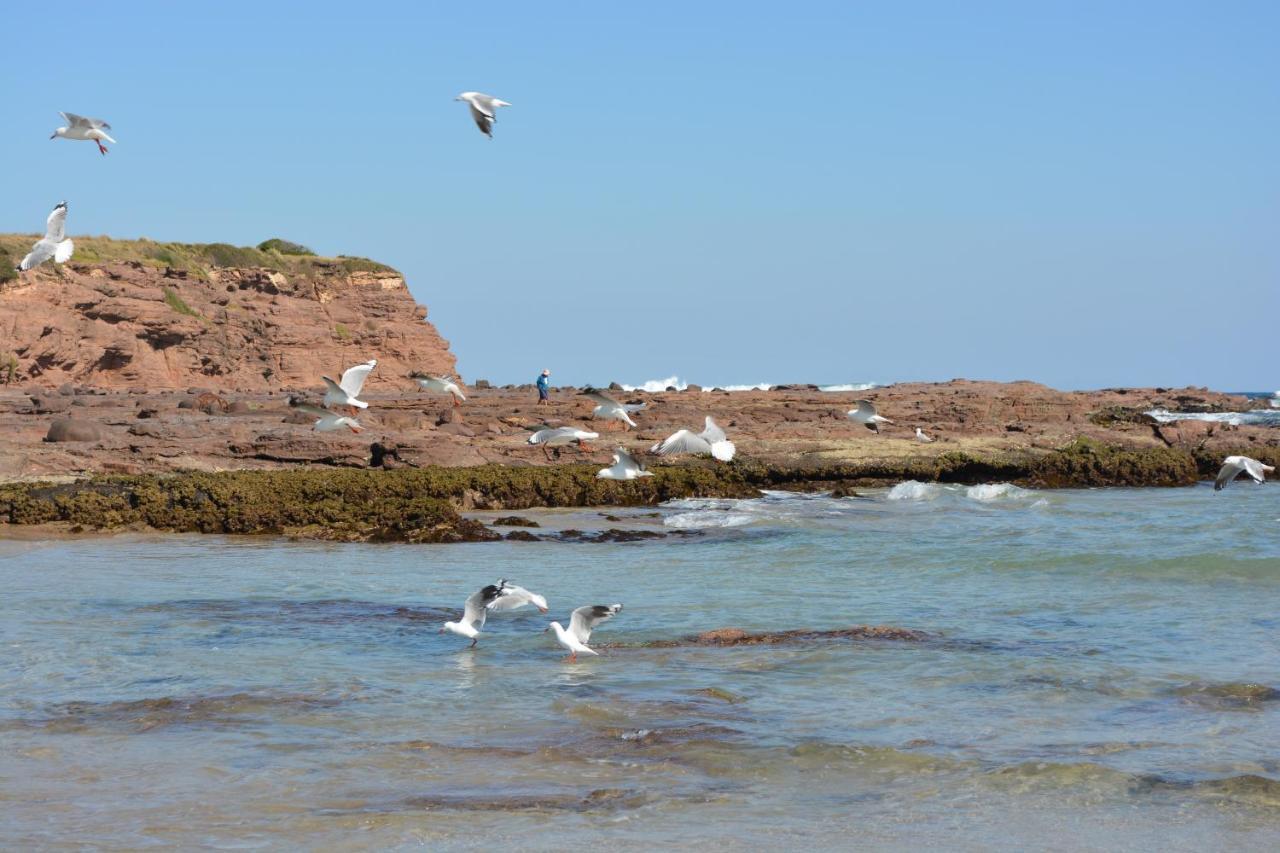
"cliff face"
0,239,455,391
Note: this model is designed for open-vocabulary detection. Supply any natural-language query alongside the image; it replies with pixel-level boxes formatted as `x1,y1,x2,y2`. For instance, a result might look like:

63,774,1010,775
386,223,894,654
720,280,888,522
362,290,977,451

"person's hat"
541,369,550,375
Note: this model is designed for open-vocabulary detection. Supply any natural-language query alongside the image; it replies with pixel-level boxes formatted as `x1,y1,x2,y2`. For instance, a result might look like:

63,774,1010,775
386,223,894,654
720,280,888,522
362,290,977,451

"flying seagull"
51,112,115,155
915,427,934,443
411,373,466,406
486,580,549,614
17,202,74,271
527,426,599,459
847,400,894,434
455,92,511,138
322,359,376,411
1214,455,1275,491
290,402,363,434
548,604,623,662
651,416,736,462
440,582,508,647
582,388,646,430
597,447,654,480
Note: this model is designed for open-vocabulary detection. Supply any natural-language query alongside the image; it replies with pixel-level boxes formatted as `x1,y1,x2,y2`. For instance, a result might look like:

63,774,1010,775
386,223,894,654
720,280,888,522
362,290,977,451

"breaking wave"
887,481,945,501
966,483,1036,502
1146,408,1280,427
618,377,774,393
819,382,882,392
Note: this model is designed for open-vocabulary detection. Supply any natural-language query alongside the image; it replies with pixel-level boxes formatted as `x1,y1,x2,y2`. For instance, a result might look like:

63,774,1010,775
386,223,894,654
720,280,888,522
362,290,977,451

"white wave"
887,481,944,502
1271,393,1280,409
1146,408,1280,426
702,383,773,392
819,382,881,392
663,511,755,529
966,483,1036,502
620,375,687,393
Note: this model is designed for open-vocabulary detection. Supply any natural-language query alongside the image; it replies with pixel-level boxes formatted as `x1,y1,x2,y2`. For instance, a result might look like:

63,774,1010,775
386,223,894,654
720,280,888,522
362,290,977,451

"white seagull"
548,604,623,662
290,402,363,434
847,400,894,434
1214,455,1275,491
582,389,646,430
486,579,549,614
440,582,508,647
527,426,600,459
322,359,376,411
597,447,654,480
455,92,511,138
51,112,115,155
651,416,736,462
915,428,934,443
17,202,74,271
411,373,466,406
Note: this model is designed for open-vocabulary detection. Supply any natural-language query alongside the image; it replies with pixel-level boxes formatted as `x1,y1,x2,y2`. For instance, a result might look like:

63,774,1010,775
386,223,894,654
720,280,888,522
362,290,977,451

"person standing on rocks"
537,369,552,406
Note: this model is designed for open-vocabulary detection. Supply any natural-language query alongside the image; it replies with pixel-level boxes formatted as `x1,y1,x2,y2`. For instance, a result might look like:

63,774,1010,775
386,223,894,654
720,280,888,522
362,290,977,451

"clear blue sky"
4,1,1276,390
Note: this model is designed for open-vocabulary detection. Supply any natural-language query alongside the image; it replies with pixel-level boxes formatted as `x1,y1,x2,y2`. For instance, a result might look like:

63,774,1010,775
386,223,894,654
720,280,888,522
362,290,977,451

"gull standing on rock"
290,402,363,434
1214,455,1275,491
441,582,508,648
597,447,654,480
651,416,736,462
322,359,376,412
455,92,511,138
847,400,894,434
582,389,646,431
51,112,115,155
486,579,549,614
527,426,600,459
411,373,466,407
548,604,623,662
915,428,934,443
17,202,74,271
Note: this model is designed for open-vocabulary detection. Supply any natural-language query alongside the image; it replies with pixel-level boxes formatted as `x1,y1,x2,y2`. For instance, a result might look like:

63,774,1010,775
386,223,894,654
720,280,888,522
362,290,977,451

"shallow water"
2,484,1279,849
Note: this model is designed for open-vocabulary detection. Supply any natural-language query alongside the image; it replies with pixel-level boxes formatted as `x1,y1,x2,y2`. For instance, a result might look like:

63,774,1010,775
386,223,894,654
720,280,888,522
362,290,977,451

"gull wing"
487,584,545,611
569,604,622,644
339,360,376,396
527,426,575,445
582,389,619,407
1214,458,1246,491
44,203,68,242
700,416,727,444
469,104,494,137
463,584,505,628
291,403,332,419
53,239,74,263
60,111,90,127
849,400,876,419
321,376,347,398
18,241,54,271
1241,457,1273,484
615,447,645,473
652,429,713,456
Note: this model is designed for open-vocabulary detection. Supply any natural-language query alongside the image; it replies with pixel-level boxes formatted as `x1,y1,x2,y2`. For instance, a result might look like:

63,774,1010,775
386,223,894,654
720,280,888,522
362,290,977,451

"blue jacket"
537,374,550,391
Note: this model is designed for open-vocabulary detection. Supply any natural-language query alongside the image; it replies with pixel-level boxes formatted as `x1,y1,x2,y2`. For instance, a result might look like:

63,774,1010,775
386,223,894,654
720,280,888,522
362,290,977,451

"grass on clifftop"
0,234,398,281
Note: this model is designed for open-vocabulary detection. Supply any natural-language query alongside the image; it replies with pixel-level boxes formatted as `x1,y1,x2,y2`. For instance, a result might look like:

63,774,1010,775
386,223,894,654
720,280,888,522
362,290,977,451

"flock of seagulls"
440,578,620,661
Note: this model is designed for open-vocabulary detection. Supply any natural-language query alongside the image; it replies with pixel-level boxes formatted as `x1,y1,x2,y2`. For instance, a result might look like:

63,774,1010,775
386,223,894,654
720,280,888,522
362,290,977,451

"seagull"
527,426,599,460
547,604,623,662
411,373,466,406
651,416,736,462
17,202,74,271
322,359,376,412
290,402,363,433
440,582,507,647
1214,455,1275,491
454,92,511,138
847,400,894,434
597,447,654,480
51,112,115,155
582,389,646,431
486,579,549,614
915,428,934,443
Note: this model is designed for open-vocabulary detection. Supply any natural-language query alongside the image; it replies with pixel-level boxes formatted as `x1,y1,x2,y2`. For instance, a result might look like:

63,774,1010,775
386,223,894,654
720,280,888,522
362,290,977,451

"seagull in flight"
1214,455,1275,491
548,604,623,662
322,359,376,412
17,202,74,271
597,447,654,480
411,373,466,406
527,426,599,459
51,112,115,155
440,582,508,648
290,402,363,433
582,389,646,431
455,92,511,138
847,400,894,434
486,579,549,614
651,416,736,462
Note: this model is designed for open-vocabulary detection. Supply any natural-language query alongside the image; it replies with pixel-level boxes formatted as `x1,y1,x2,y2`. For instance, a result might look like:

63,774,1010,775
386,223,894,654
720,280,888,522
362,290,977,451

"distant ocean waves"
617,376,882,393
1146,407,1280,426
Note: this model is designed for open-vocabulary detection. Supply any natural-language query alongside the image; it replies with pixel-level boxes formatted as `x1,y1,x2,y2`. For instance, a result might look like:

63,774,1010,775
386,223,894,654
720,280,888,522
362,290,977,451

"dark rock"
474,379,491,389
504,530,541,542
45,419,103,442
685,384,702,393
136,408,159,419
607,382,623,391
29,396,70,414
226,400,251,414
177,399,195,410
665,386,679,392
492,516,540,527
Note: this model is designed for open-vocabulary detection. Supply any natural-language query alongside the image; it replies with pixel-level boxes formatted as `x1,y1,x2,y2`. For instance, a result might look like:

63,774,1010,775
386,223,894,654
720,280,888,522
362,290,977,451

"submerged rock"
630,625,929,648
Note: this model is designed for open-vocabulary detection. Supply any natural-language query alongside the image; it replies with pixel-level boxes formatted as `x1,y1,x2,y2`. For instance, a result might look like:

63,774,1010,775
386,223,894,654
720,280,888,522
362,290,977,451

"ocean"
2,483,1278,849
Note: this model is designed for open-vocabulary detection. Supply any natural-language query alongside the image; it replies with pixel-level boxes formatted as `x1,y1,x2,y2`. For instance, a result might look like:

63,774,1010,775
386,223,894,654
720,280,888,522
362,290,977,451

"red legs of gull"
96,141,108,155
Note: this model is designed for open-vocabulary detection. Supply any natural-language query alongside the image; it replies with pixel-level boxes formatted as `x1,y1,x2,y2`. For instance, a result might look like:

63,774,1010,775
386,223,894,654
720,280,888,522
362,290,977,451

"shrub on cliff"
0,248,16,283
257,238,315,256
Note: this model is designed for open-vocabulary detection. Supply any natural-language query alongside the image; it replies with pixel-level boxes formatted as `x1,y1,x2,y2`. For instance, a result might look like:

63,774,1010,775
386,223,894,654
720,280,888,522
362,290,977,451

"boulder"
45,419,103,442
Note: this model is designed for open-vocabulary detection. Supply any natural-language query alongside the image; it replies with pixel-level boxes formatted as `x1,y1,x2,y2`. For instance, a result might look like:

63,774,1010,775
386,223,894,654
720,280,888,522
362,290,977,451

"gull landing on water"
548,604,623,662
17,202,73,271
441,582,507,648
322,359,376,411
455,92,511,138
1214,455,1275,491
651,416,736,462
411,373,466,406
847,400,894,434
290,402,363,434
597,447,653,480
582,389,646,431
51,112,115,155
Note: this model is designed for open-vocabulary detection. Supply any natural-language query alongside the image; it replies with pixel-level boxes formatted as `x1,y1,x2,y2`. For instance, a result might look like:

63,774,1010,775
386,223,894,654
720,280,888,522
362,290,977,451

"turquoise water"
2,483,1278,849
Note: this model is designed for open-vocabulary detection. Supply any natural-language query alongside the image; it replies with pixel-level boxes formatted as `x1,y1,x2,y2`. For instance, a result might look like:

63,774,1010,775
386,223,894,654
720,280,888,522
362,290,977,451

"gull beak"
49,133,57,140
543,626,550,633
538,607,549,614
